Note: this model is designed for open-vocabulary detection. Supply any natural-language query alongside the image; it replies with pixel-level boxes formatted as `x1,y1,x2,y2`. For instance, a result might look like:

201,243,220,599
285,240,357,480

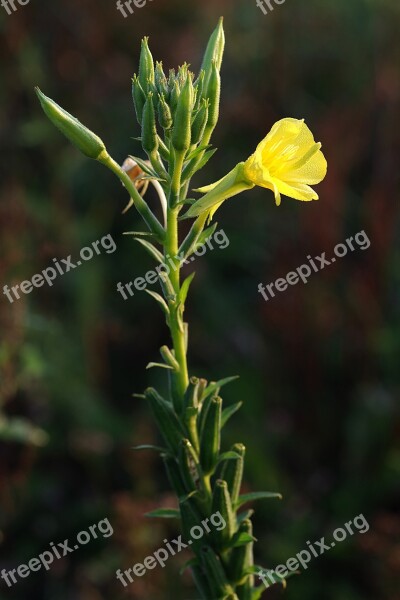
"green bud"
178,439,198,493
191,99,209,146
138,37,155,92
35,88,106,160
228,519,254,586
200,17,225,91
163,454,187,498
221,443,245,506
200,546,233,597
200,396,221,474
170,79,180,114
155,61,168,95
191,563,214,600
194,70,205,109
184,376,200,409
180,496,205,550
142,93,158,155
172,77,193,153
211,479,235,548
158,94,173,130
203,60,221,137
144,388,183,454
132,75,146,125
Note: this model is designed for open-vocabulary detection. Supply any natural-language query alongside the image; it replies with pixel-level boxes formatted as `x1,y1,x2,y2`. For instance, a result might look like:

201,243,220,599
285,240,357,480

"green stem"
99,152,165,241
165,204,189,399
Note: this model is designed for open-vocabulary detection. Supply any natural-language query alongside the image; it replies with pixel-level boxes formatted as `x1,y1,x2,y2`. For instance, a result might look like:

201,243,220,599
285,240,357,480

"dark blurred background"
0,0,399,598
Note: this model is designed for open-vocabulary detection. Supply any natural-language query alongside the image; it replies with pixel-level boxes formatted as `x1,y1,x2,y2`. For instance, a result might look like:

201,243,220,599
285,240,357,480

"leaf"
221,402,243,428
215,450,242,467
128,154,157,177
250,566,299,597
237,509,254,525
134,238,164,263
236,492,283,510
179,272,195,306
197,147,217,171
144,508,181,519
195,222,218,247
201,376,239,402
131,444,168,453
145,290,170,317
146,362,174,370
227,531,257,549
123,231,159,239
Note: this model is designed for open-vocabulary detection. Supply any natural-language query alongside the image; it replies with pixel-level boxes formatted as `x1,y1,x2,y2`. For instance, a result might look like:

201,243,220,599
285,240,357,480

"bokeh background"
1,0,399,598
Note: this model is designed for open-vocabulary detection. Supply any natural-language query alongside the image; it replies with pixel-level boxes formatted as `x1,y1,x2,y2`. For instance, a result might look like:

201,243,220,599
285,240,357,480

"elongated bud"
158,94,173,131
138,37,155,92
170,79,180,114
191,99,209,146
200,17,225,91
35,88,106,160
172,77,193,153
155,61,168,95
191,564,214,599
194,70,205,109
200,546,233,597
203,61,221,138
211,479,235,547
132,75,146,125
184,376,200,409
184,406,200,453
163,454,187,498
200,396,222,474
221,443,245,506
180,497,204,550
178,439,198,493
144,388,183,454
228,519,254,586
142,93,158,155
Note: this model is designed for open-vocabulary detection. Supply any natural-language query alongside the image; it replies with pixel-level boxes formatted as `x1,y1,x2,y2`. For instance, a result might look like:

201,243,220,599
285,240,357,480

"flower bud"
171,77,193,153
132,75,146,125
138,37,155,92
35,88,106,160
170,79,180,114
158,94,173,131
191,99,209,146
193,70,205,110
203,61,221,136
155,61,168,96
200,17,225,91
142,93,159,155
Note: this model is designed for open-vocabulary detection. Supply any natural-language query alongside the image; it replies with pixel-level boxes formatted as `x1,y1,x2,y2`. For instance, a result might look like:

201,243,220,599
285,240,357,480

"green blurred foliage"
0,0,399,598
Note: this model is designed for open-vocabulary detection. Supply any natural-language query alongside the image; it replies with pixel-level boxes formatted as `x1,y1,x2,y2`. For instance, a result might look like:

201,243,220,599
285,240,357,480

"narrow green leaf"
201,376,239,402
144,290,170,317
236,492,282,510
216,450,242,466
146,362,174,370
221,402,243,428
131,444,167,452
179,272,195,306
227,531,257,549
135,238,164,263
128,154,157,177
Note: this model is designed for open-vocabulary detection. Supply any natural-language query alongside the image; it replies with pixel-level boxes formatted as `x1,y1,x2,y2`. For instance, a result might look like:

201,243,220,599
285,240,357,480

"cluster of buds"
131,20,224,204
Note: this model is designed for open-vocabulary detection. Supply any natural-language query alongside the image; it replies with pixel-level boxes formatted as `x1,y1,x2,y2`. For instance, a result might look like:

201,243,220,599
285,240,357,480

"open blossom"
243,118,327,206
185,117,327,219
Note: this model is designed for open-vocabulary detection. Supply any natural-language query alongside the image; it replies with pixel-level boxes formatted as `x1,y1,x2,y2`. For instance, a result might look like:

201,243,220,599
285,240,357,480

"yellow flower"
185,117,327,220
243,117,327,206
